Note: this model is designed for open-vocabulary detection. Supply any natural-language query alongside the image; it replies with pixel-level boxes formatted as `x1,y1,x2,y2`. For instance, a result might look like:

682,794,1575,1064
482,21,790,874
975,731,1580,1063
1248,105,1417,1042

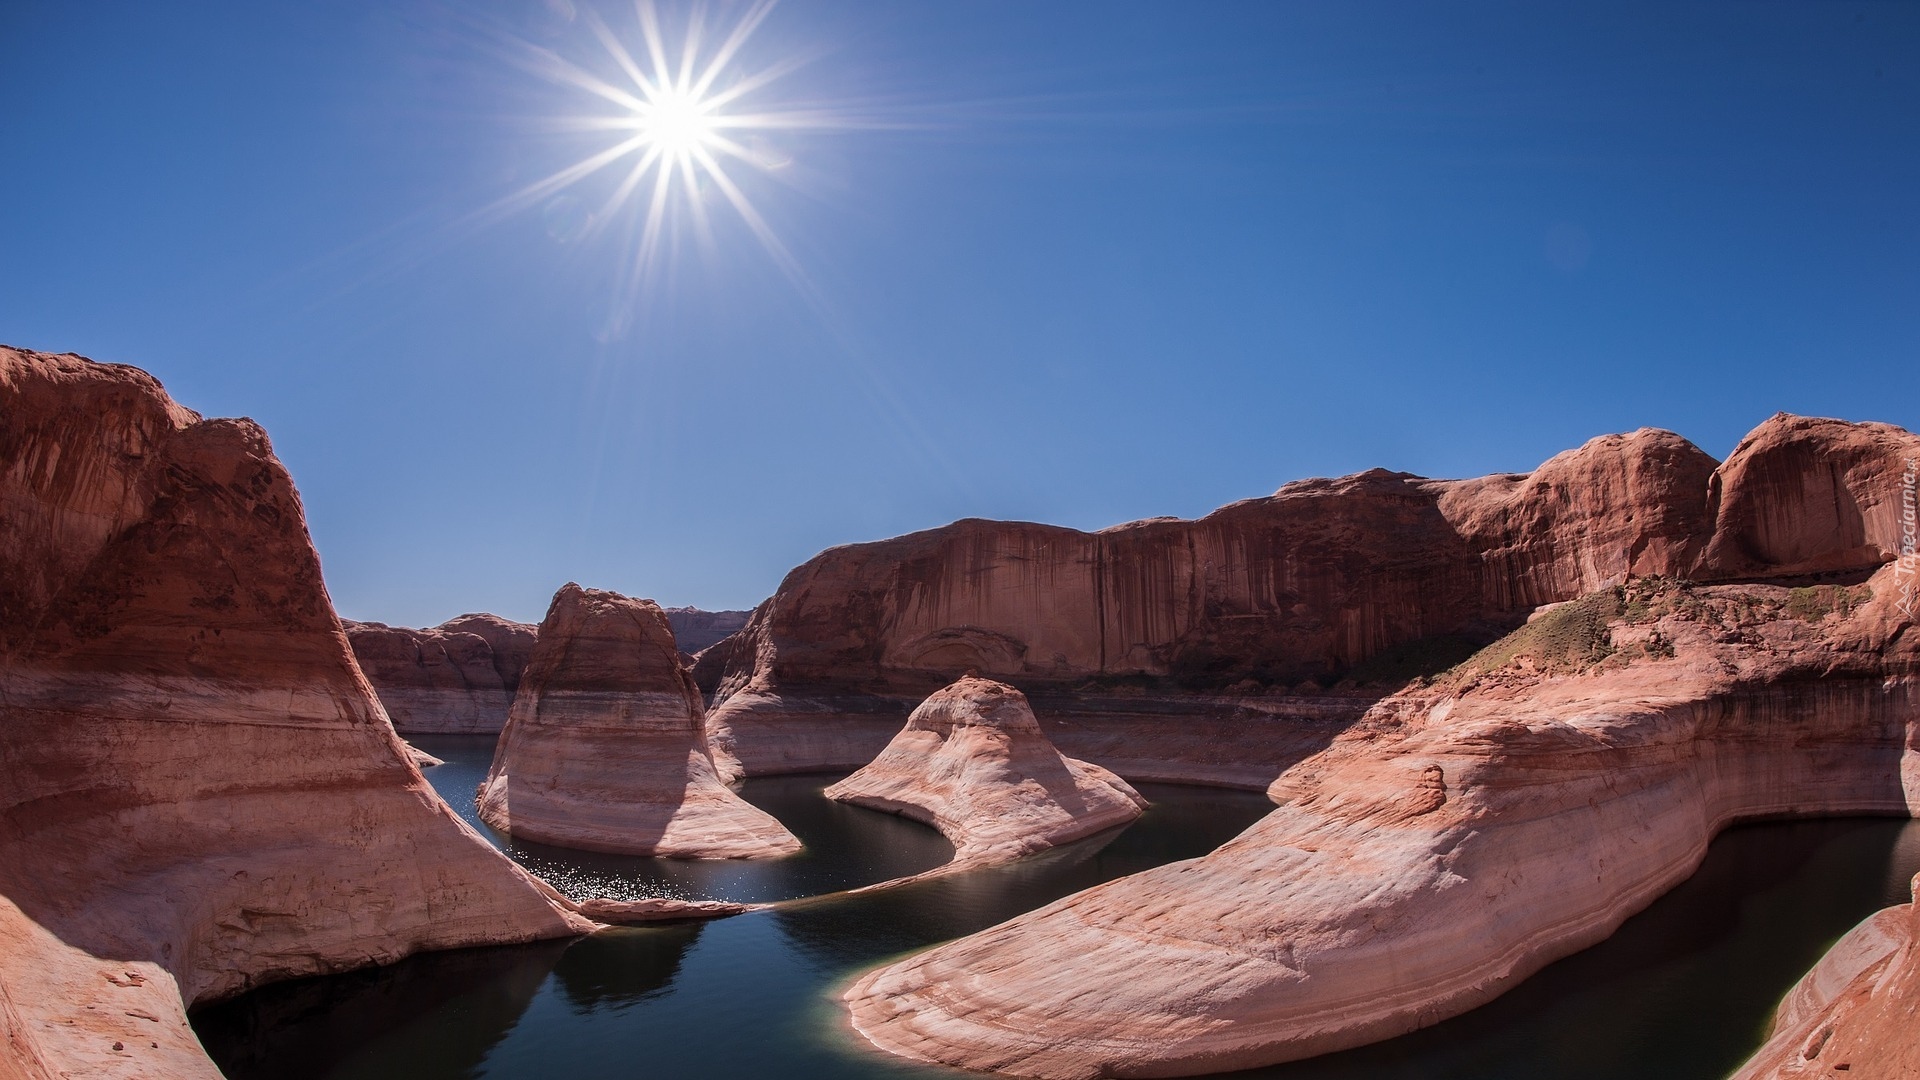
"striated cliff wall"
0,348,591,1080
707,416,1915,788
345,613,537,735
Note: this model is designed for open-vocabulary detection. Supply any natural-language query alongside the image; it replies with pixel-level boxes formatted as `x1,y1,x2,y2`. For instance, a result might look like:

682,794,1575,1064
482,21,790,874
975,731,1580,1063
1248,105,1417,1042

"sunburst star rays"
483,0,844,335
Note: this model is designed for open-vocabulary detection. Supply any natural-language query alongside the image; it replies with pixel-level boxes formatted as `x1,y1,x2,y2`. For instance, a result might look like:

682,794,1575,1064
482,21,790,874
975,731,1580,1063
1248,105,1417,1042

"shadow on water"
197,744,1920,1080
192,936,571,1080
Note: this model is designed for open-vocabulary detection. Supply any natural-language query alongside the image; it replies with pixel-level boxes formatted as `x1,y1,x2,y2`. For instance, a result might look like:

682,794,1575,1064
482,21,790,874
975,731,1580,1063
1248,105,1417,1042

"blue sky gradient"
3,1,1915,623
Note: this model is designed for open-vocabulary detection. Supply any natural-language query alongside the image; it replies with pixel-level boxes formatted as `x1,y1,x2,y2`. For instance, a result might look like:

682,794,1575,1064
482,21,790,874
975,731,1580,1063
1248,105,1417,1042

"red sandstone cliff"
0,348,592,1080
847,570,1920,1077
663,606,753,654
478,584,801,858
706,417,1913,788
345,614,537,735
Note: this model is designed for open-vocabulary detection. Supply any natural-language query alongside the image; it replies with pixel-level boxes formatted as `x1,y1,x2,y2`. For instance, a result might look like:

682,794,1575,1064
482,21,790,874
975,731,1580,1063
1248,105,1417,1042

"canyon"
3,342,1916,1079
844,570,1920,1076
477,583,801,859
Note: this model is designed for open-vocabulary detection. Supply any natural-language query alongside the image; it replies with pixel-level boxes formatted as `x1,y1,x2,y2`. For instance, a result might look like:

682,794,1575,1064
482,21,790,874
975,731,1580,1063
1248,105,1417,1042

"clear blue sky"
3,2,1915,625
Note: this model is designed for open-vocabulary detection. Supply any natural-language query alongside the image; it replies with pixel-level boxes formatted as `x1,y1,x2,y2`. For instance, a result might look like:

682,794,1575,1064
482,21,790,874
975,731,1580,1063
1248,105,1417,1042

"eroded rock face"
826,677,1144,866
707,417,1915,792
345,614,537,735
0,348,591,1080
1698,412,1919,584
1733,873,1920,1079
844,569,1920,1078
477,584,801,859
663,607,753,654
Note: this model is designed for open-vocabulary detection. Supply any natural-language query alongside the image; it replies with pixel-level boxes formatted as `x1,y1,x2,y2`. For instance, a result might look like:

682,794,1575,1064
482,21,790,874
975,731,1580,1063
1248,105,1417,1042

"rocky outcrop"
844,568,1920,1077
1733,874,1920,1079
664,607,753,654
345,613,536,735
0,348,594,1080
826,677,1145,866
1698,413,1919,584
478,584,801,858
711,419,1913,788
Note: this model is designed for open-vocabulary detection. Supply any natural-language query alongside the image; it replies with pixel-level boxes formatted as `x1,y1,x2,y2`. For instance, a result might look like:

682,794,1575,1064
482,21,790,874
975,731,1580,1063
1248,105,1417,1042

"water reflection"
774,784,1275,971
193,937,569,1080
196,745,1920,1080
552,923,704,1013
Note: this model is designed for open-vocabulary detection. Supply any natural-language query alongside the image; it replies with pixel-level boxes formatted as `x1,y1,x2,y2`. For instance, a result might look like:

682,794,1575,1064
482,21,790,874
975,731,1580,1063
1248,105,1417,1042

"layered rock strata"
345,613,536,735
663,606,753,654
706,417,1915,790
0,348,594,1080
1732,873,1920,1079
478,584,801,858
845,569,1920,1077
826,677,1145,866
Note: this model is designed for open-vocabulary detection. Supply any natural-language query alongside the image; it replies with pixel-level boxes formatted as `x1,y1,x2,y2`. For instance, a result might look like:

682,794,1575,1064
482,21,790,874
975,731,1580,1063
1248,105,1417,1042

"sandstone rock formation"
0,347,595,1080
1733,873,1920,1079
478,584,802,858
345,613,537,735
844,569,1920,1077
707,416,1916,790
826,677,1144,866
663,606,753,654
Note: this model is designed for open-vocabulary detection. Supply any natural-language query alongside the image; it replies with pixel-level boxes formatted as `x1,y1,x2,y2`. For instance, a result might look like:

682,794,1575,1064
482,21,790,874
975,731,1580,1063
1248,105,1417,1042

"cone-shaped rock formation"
826,677,1145,866
478,584,801,858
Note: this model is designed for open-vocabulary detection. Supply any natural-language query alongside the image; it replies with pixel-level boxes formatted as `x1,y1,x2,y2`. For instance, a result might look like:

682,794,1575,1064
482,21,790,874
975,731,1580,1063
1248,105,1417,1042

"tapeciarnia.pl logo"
1898,457,1918,620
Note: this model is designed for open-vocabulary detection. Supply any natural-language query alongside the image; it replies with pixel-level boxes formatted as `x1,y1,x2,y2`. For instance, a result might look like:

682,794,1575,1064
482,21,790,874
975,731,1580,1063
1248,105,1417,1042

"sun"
635,87,716,157
486,0,846,330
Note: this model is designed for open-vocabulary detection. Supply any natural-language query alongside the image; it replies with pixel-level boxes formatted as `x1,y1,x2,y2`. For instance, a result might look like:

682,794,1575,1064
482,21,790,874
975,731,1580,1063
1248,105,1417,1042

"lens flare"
489,0,842,333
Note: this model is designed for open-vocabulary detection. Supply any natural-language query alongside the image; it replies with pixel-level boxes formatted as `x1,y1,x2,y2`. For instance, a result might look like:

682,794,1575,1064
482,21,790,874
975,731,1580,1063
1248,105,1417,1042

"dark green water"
193,736,1920,1080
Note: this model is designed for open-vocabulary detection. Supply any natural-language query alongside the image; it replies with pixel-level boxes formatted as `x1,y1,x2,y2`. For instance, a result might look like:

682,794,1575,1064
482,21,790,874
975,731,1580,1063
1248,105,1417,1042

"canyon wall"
847,570,1920,1077
345,614,536,735
709,417,1915,787
0,348,591,1080
353,607,749,734
663,606,753,654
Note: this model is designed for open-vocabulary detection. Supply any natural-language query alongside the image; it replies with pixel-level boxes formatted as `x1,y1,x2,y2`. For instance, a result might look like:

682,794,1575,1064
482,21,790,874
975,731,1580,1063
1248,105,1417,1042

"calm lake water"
193,735,1920,1080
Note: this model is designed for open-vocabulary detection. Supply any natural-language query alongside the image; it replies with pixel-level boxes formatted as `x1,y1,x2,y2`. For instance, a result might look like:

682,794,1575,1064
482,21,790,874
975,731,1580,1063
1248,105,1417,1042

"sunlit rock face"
826,677,1144,867
0,347,589,1080
1697,412,1920,584
1733,872,1920,1080
478,584,801,859
346,613,537,735
706,416,1915,793
844,567,1920,1078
